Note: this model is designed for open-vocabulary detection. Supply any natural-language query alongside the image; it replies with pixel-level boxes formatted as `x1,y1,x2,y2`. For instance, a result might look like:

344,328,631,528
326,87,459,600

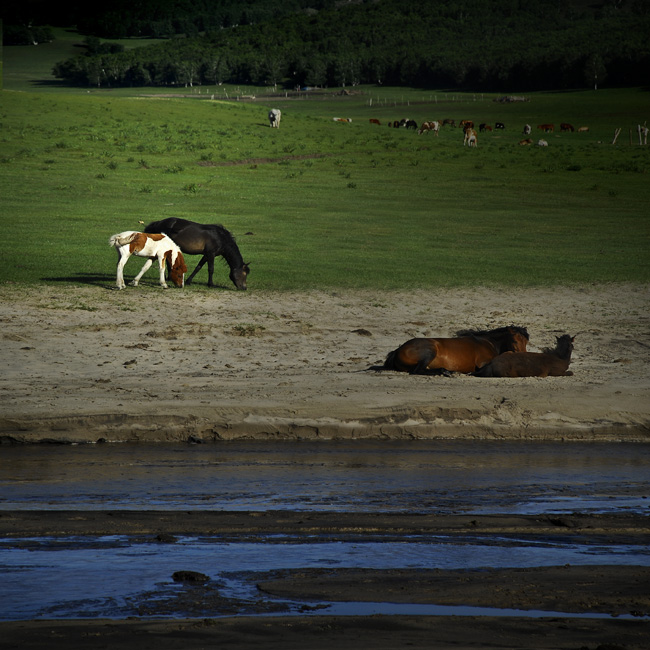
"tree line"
9,0,650,91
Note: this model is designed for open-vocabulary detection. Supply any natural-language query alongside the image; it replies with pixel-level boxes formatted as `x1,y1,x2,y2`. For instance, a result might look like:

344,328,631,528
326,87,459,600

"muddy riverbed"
1,442,649,649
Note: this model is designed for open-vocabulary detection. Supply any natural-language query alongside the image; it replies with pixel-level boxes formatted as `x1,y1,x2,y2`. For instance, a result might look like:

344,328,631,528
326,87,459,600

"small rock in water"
172,571,210,584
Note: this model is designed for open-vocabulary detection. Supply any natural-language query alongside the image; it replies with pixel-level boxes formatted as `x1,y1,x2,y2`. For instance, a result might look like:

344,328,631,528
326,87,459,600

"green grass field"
1,42,649,291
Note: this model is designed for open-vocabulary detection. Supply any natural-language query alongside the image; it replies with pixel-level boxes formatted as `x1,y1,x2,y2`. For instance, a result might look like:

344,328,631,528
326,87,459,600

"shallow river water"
2,440,649,513
1,441,649,620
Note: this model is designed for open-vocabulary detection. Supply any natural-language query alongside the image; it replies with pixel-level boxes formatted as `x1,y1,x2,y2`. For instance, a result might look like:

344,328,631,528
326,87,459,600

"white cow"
523,124,532,135
269,109,281,128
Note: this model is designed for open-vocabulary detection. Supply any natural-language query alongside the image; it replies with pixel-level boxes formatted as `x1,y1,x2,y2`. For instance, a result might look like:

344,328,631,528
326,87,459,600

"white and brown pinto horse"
463,126,478,147
109,231,187,289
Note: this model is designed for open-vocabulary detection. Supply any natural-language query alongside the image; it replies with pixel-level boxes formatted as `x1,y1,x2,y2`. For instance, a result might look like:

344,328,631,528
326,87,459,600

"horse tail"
383,349,399,370
109,232,139,248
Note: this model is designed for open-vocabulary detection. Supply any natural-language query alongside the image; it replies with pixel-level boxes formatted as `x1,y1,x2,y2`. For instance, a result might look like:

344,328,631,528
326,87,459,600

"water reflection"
1,441,649,514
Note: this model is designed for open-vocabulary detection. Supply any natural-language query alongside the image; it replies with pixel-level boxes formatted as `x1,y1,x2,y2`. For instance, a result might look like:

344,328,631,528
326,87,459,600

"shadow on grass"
42,273,121,287
42,273,233,291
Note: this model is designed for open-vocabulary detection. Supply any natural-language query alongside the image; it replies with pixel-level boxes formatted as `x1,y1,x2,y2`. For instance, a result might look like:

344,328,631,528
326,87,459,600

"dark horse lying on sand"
383,326,530,375
144,218,250,290
474,334,575,378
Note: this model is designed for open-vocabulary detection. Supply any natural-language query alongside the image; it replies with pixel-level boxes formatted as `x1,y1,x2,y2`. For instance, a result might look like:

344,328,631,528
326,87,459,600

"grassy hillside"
2,27,165,91
1,87,648,290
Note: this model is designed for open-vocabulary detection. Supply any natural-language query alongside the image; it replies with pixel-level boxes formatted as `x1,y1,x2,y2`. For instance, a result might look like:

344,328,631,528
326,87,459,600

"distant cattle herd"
268,106,642,147
364,116,592,147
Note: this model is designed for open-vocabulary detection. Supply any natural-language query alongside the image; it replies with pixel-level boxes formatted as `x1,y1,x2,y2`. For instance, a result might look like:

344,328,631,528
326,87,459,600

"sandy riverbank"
1,284,649,443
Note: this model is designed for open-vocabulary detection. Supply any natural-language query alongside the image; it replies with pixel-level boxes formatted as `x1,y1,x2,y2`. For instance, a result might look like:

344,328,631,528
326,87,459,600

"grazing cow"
537,139,548,147
459,119,474,130
519,138,533,146
495,122,505,130
560,123,575,132
523,124,532,135
464,128,478,147
389,120,400,128
369,118,381,125
442,118,456,127
479,123,488,132
268,109,281,128
537,123,554,133
109,231,187,290
577,126,589,132
403,119,418,129
333,117,352,123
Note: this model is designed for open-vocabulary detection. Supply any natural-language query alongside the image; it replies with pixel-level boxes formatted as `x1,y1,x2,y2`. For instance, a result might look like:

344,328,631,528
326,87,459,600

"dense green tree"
45,0,650,91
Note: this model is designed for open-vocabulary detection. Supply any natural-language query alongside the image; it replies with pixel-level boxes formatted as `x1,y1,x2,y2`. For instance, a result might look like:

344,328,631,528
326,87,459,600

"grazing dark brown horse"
383,326,529,375
474,334,575,378
144,217,250,290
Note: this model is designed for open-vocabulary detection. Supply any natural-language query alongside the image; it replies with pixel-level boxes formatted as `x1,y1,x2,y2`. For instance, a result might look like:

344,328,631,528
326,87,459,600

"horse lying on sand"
144,218,250,290
474,334,575,378
382,326,530,375
109,231,187,290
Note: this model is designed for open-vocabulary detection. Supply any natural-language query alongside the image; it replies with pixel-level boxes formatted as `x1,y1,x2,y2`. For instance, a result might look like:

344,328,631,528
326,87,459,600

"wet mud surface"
2,443,649,648
1,510,649,648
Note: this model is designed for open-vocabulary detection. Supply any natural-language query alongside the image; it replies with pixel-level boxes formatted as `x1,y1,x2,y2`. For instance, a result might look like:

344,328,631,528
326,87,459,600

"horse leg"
156,255,169,289
206,254,216,287
411,350,436,374
131,258,155,287
115,250,129,289
185,256,208,285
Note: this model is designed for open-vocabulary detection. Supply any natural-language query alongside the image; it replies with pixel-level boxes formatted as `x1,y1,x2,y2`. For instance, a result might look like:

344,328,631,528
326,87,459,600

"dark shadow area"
30,79,82,89
41,272,122,286
41,272,233,291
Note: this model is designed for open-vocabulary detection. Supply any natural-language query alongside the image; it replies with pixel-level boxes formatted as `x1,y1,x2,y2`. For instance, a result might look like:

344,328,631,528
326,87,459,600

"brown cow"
369,118,381,125
519,138,533,146
537,123,554,133
560,123,575,132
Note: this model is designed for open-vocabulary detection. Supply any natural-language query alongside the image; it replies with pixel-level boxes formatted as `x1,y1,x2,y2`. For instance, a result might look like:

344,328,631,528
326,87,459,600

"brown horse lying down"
383,326,529,375
474,334,574,378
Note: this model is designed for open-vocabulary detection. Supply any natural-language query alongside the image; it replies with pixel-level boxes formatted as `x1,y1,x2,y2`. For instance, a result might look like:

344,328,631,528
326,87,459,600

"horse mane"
206,224,236,242
204,224,245,267
455,325,529,341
